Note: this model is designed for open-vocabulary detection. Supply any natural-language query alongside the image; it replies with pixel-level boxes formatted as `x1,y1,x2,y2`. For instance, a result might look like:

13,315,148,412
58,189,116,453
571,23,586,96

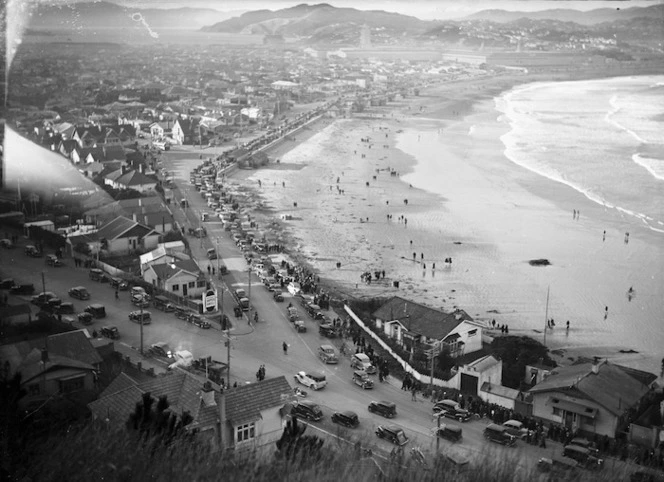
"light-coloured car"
318,345,338,364
294,371,327,390
350,353,376,374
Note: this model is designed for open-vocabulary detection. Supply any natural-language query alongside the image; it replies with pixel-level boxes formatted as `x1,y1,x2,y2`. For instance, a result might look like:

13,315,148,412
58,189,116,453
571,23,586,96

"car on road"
433,400,472,422
562,444,603,469
206,248,217,260
350,353,376,374
568,438,600,456
32,291,57,306
483,424,517,446
110,277,129,291
294,371,327,390
100,326,119,339
68,286,90,300
130,286,150,300
318,323,336,338
318,344,338,364
436,424,463,442
291,400,323,422
88,268,108,282
375,425,409,446
0,279,15,289
10,283,35,295
78,312,94,325
294,320,307,332
153,295,175,312
331,411,359,428
24,245,42,257
45,254,63,267
352,370,374,389
129,311,151,324
287,282,301,296
273,291,284,302
54,302,75,315
150,342,173,358
132,296,150,308
188,314,211,329
84,304,106,319
234,288,246,299
502,420,532,439
368,400,397,419
0,239,14,249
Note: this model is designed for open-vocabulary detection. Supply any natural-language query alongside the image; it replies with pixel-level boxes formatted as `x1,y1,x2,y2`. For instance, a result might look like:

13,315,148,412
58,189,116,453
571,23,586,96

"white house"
67,215,159,256
143,258,205,298
371,296,480,358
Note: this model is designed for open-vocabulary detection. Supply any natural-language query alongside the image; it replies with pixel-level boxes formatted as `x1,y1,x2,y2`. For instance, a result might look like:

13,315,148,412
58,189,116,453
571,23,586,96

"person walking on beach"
573,209,576,219
603,230,606,242
624,232,630,244
283,342,288,355
604,306,609,320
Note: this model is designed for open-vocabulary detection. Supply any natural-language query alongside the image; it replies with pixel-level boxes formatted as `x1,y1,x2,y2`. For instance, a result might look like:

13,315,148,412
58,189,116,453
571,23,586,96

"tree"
73,242,91,256
275,414,324,463
126,393,193,446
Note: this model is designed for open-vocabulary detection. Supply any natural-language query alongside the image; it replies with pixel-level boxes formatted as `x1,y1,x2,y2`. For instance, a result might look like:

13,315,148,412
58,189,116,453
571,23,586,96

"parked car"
0,279,15,289
174,306,190,320
32,291,57,306
10,283,35,295
84,304,106,318
88,268,107,282
375,425,409,446
433,400,472,422
568,438,600,456
436,424,463,442
318,344,338,364
483,424,517,446
294,371,327,390
318,323,336,338
291,400,323,422
537,456,579,477
44,298,63,312
54,302,75,314
234,288,246,299
46,254,63,267
188,314,211,329
77,312,94,325
110,277,129,290
100,326,119,339
132,296,150,308
352,370,374,389
0,239,14,249
206,248,217,260
562,444,604,469
153,295,175,312
294,320,307,332
24,245,42,257
350,353,376,374
68,286,90,300
273,291,284,302
502,420,532,439
368,400,397,419
150,342,173,358
129,311,151,324
331,411,359,428
130,286,150,300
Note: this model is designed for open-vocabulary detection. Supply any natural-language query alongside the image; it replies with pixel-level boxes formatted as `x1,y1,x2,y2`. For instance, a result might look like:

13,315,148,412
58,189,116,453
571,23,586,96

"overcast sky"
26,0,662,20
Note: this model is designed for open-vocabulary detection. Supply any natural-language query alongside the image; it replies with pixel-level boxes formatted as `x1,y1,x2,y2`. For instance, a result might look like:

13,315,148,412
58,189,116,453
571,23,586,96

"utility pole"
41,271,46,298
139,297,144,356
247,265,252,323
543,286,550,346
216,237,220,274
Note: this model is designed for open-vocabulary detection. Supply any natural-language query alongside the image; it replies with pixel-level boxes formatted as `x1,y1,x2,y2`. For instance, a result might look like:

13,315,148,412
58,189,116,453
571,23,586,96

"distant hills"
28,1,244,30
464,5,664,26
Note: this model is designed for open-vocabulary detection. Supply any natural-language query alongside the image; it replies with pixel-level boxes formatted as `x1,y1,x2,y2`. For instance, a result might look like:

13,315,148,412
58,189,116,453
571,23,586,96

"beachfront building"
142,257,206,299
66,215,159,257
371,296,480,358
528,359,655,439
89,372,293,454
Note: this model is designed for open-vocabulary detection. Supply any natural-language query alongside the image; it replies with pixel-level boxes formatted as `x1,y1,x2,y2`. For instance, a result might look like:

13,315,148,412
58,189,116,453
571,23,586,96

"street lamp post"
247,265,252,322
216,237,220,275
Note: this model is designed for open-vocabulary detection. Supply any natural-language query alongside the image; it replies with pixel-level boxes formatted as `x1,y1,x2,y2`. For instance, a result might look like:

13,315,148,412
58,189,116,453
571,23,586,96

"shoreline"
227,70,663,375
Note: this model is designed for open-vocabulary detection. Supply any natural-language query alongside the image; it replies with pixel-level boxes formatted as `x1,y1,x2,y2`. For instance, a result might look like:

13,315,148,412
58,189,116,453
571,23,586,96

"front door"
183,284,188,297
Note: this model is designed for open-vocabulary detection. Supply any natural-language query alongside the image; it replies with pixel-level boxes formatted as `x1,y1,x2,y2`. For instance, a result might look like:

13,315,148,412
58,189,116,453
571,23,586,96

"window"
552,407,561,416
172,284,179,292
197,280,206,288
236,422,255,443
188,281,195,288
467,329,477,337
60,376,85,393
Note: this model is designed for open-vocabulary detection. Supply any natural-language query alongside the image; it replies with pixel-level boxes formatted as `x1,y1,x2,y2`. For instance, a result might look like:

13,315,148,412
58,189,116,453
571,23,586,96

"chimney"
139,163,144,174
41,347,49,364
121,165,127,174
591,357,601,374
201,381,216,407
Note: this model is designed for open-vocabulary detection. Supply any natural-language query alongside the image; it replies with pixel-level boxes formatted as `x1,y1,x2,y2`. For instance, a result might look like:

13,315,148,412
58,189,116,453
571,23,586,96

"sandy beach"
227,72,664,375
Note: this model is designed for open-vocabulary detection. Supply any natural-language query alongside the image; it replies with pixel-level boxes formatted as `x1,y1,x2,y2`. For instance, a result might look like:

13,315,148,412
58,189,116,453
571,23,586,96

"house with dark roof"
84,196,174,233
88,372,293,454
104,167,157,193
67,215,159,256
143,257,206,298
0,331,103,408
371,296,480,358
528,359,654,438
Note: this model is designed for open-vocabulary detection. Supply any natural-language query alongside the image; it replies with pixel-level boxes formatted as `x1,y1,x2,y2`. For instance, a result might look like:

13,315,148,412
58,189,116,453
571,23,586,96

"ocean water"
495,76,664,234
